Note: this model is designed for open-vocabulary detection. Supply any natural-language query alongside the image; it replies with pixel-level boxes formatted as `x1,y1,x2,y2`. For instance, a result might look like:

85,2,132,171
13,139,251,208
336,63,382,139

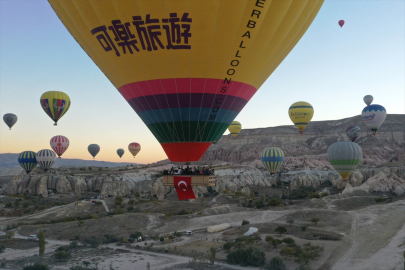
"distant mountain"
0,153,141,173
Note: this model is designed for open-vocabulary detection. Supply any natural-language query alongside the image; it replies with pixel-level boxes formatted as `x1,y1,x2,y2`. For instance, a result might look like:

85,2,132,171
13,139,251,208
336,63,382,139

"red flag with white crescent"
174,176,196,201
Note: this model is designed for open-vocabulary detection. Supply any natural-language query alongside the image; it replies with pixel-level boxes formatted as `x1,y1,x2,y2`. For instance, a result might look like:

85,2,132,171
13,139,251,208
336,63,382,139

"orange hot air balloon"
48,0,324,162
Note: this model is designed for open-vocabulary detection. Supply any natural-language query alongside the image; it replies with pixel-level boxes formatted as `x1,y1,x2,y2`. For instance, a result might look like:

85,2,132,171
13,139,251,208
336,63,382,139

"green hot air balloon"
327,142,362,181
117,148,125,158
88,144,100,159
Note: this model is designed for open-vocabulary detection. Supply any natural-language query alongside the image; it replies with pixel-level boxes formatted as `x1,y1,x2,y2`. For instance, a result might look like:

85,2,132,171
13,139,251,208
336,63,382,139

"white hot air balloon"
363,95,373,106
36,149,57,171
327,142,362,181
345,126,360,142
361,105,386,136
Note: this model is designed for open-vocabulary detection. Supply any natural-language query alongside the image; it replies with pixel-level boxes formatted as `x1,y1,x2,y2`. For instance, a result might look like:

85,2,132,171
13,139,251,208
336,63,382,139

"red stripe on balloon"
119,78,257,101
161,142,211,162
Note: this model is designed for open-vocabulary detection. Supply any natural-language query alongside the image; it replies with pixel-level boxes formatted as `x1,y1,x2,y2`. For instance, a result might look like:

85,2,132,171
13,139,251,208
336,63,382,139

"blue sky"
0,0,404,163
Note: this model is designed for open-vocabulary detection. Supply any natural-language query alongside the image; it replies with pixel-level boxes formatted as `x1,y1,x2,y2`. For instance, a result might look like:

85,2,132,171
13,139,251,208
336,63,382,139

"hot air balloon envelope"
228,121,242,138
327,142,362,180
36,149,57,170
260,147,285,174
18,151,37,174
40,91,71,125
48,0,324,162
50,135,70,158
88,144,100,159
288,102,314,135
3,113,17,130
117,148,125,158
363,95,373,106
361,105,386,135
128,143,141,158
338,20,345,27
345,126,360,142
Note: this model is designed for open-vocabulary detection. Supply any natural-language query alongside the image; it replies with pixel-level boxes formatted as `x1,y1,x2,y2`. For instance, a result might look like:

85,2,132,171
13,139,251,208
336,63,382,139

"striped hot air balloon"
228,121,242,138
327,142,362,180
128,143,141,158
48,0,325,162
289,102,314,135
40,91,71,126
36,149,57,171
50,135,70,158
260,147,285,174
18,151,37,174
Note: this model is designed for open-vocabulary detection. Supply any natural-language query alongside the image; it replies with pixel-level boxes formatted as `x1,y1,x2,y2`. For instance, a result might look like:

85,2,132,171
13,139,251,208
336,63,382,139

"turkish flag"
174,176,196,201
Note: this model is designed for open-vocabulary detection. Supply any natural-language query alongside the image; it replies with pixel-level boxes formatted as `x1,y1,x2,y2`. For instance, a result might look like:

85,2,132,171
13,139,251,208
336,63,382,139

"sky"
0,0,404,164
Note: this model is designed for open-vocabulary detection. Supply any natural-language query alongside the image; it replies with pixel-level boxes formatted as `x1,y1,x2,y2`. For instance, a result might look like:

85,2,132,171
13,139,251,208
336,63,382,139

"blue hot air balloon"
18,151,38,174
260,147,285,175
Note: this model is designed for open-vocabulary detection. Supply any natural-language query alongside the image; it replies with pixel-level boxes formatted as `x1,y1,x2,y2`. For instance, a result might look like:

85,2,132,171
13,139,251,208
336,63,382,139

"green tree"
38,229,45,259
23,202,30,208
0,244,5,253
22,263,50,270
310,217,320,225
282,237,295,246
223,242,233,252
265,236,274,246
54,250,71,261
14,199,20,207
82,261,90,268
160,237,164,242
115,195,123,206
6,231,14,239
208,247,217,265
265,256,286,270
226,246,265,267
279,247,295,259
77,220,84,227
275,226,287,236
271,239,282,249
115,207,124,214
301,226,308,232
268,198,281,206
242,220,250,226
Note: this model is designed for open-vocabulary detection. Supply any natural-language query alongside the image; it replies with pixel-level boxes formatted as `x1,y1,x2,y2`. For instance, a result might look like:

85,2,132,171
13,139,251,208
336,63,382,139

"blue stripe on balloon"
137,107,239,125
362,104,386,113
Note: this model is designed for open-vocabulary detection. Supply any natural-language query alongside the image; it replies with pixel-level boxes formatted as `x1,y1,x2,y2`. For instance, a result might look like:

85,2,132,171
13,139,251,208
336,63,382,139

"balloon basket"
162,175,215,186
54,123,57,126
58,157,61,158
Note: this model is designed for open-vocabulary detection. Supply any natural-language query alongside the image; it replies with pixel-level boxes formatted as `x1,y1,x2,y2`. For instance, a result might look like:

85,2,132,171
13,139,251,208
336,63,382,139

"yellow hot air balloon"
40,91,71,125
49,0,324,162
228,121,242,138
288,101,314,135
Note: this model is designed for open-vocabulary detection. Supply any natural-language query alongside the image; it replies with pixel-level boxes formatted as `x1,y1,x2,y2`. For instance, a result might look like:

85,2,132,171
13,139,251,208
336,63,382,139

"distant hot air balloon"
36,149,57,171
260,147,285,175
128,143,141,158
3,113,17,130
289,102,314,135
338,20,345,28
228,121,242,138
88,144,100,159
50,135,69,158
117,148,125,158
327,142,362,180
40,91,71,126
18,151,37,174
345,126,360,142
361,105,386,136
363,95,373,106
48,0,325,162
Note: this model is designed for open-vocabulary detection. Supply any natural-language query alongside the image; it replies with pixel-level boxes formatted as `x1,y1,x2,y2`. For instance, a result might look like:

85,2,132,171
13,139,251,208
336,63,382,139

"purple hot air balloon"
338,20,345,28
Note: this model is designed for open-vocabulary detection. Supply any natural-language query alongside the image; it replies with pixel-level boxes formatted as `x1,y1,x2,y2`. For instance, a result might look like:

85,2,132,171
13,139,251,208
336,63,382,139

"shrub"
223,190,229,194
6,231,14,239
177,209,188,215
134,191,140,197
160,237,164,242
308,192,320,199
95,201,102,206
23,202,30,208
320,192,329,197
375,197,384,203
279,247,295,259
83,236,100,248
115,195,123,205
63,217,75,222
271,239,281,249
115,208,124,214
54,250,71,261
310,217,320,225
226,246,265,267
265,236,274,244
22,263,50,270
0,244,5,253
286,217,294,226
265,256,286,270
242,220,250,226
301,226,308,232
69,241,78,249
39,205,46,210
130,232,143,238
5,202,12,208
127,206,134,211
203,193,210,197
128,199,135,205
275,226,287,236
103,234,119,244
268,198,281,206
91,214,99,219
